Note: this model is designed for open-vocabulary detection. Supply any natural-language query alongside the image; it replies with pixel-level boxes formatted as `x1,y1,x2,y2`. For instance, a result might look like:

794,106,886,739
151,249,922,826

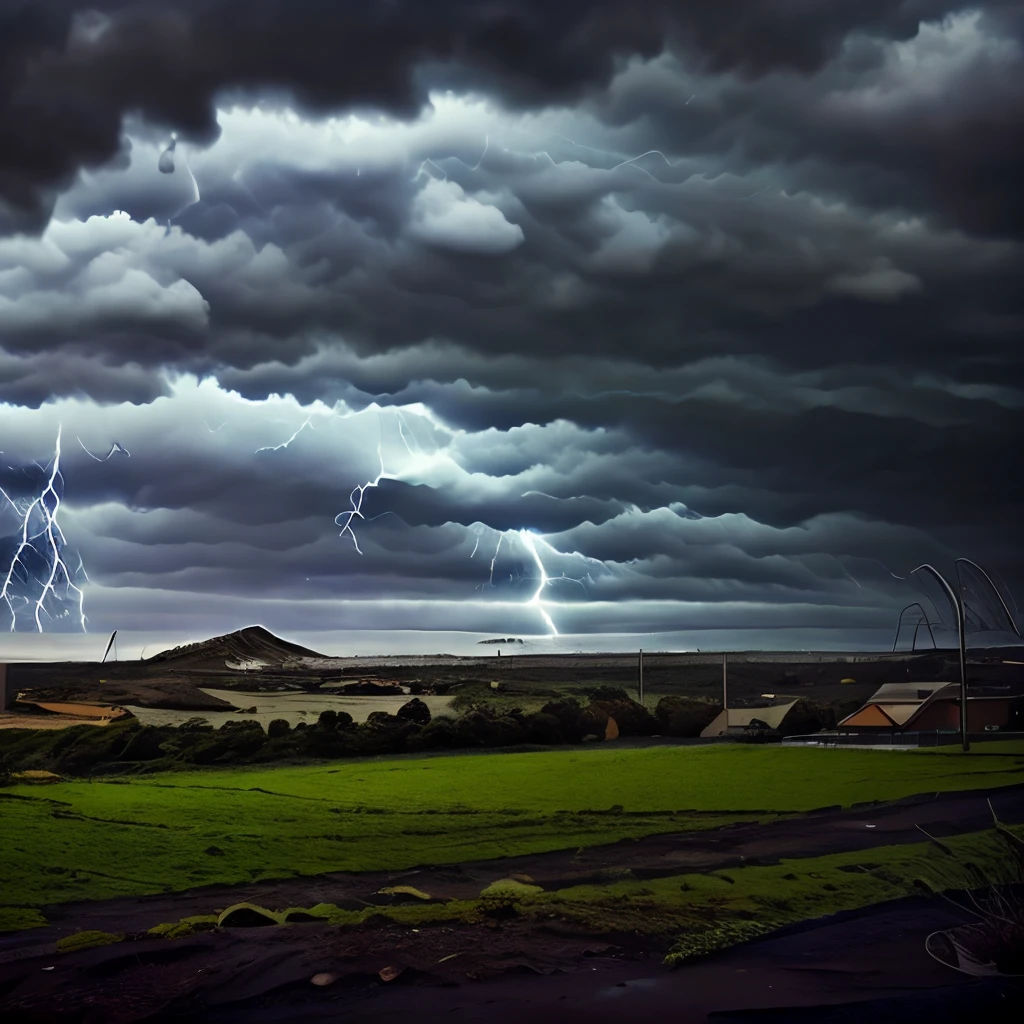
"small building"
701,700,799,738
838,681,1013,732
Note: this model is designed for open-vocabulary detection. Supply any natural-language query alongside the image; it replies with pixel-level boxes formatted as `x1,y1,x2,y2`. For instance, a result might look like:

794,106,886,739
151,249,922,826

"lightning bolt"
738,183,774,200
0,426,87,633
470,135,490,171
413,130,767,203
551,135,686,181
519,530,557,635
77,438,130,461
335,441,393,555
414,158,449,182
469,526,594,634
489,534,504,585
255,415,313,453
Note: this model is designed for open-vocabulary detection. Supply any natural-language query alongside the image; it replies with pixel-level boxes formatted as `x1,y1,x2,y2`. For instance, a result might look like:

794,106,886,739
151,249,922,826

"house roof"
700,700,799,737
867,682,956,703
838,680,1011,731
875,703,922,726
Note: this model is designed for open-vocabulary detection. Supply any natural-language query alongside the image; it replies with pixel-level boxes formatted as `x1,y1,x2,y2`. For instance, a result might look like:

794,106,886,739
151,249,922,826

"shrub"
525,711,563,745
455,710,526,748
654,696,722,738
778,699,836,737
183,720,266,764
538,699,591,743
407,716,460,751
267,718,291,739
117,725,169,761
364,719,423,754
179,717,213,732
301,727,358,758
581,686,633,702
587,697,656,736
55,729,131,774
396,697,431,724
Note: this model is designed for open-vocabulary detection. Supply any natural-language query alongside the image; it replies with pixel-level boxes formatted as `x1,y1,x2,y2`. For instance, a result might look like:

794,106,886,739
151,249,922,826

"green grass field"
539,824,1024,963
917,739,1024,756
72,823,1024,966
2,743,1022,928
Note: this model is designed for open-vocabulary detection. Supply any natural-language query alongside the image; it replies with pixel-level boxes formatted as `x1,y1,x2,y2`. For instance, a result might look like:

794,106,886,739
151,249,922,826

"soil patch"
3,893,1018,1022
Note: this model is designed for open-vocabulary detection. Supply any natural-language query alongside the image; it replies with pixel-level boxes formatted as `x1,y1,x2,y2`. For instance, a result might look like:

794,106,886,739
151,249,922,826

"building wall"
911,699,1011,732
911,700,961,731
968,699,1012,731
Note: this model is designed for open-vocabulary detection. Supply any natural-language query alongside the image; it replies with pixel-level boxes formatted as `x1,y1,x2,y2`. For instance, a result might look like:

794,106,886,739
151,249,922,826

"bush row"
0,692,854,778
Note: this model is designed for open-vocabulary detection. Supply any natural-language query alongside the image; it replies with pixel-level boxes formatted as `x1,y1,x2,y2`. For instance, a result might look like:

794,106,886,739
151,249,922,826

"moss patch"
0,907,48,933
145,915,218,939
377,885,433,901
481,878,545,898
55,930,124,953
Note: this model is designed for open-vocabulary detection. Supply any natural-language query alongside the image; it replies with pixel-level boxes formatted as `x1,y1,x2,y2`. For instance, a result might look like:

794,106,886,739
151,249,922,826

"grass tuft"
55,930,124,953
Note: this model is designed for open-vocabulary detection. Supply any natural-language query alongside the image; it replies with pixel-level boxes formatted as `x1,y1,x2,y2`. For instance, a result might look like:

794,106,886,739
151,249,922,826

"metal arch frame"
910,564,969,753
892,602,938,653
954,557,1022,640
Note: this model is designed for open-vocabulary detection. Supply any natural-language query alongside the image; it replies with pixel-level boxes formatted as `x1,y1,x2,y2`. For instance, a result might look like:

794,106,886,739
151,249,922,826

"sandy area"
122,689,456,729
0,713,114,731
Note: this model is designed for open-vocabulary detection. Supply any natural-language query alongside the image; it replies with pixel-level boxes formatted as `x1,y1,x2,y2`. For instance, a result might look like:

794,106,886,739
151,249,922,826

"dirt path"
4,783,1022,959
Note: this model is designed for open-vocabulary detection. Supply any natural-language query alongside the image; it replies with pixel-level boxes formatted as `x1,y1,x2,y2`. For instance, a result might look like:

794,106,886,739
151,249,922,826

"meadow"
3,741,1023,926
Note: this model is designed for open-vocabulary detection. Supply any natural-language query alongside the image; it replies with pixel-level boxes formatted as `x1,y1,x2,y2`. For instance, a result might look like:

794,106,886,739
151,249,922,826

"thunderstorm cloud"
0,1,1021,651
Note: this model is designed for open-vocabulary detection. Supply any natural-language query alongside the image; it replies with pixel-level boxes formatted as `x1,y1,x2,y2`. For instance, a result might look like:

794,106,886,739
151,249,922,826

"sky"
1,1,1022,654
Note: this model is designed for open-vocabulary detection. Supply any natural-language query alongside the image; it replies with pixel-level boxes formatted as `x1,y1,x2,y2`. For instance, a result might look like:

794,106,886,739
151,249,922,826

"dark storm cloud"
3,1,1015,232
1,2,1022,642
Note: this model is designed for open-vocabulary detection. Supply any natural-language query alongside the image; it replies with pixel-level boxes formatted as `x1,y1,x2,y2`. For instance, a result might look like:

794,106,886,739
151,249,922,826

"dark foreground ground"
2,894,1019,1023
3,785,1022,1023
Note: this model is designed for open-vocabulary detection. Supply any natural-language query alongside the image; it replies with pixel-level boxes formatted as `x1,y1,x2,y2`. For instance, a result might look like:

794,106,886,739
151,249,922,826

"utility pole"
638,649,644,705
910,565,969,753
722,652,728,729
101,630,117,665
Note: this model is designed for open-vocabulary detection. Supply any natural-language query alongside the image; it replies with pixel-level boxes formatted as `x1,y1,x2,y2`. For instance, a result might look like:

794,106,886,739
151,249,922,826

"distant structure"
892,602,937,652
701,699,799,738
894,558,1022,652
893,558,1020,752
838,681,1012,733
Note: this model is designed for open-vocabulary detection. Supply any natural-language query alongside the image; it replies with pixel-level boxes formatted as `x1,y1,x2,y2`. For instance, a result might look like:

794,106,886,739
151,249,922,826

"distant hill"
147,625,325,668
